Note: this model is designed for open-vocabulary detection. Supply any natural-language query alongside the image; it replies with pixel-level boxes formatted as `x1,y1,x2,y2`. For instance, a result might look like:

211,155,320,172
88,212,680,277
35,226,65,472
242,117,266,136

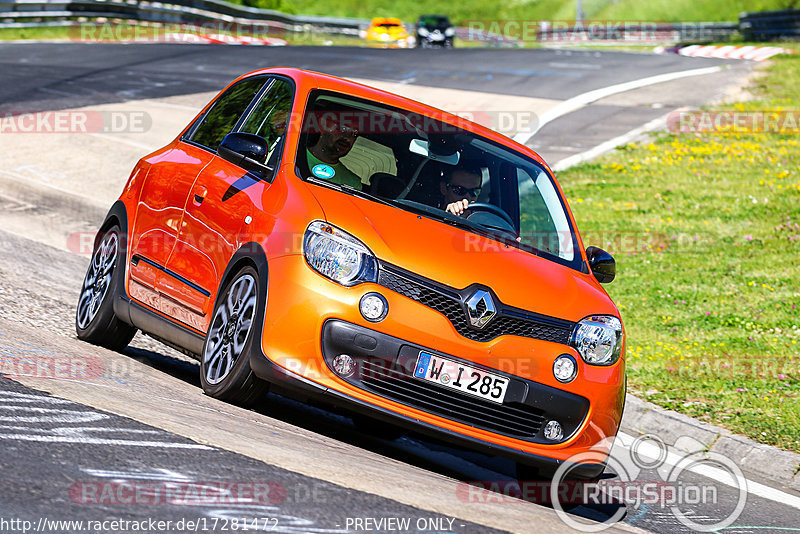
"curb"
655,44,792,62
621,394,800,491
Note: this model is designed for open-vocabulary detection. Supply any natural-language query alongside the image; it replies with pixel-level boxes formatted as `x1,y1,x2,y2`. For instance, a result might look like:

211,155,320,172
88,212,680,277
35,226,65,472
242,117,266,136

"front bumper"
252,254,625,476
321,319,589,445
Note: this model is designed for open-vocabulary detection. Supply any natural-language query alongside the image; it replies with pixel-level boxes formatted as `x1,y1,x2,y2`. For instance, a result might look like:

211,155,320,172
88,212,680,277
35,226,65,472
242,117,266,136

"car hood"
309,186,618,322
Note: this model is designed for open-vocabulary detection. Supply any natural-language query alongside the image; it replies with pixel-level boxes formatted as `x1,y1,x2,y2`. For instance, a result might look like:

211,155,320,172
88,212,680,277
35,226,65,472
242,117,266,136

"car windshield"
296,91,579,269
421,16,450,27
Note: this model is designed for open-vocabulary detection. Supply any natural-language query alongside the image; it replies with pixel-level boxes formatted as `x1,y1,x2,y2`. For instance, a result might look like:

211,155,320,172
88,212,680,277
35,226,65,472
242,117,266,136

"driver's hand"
445,199,470,217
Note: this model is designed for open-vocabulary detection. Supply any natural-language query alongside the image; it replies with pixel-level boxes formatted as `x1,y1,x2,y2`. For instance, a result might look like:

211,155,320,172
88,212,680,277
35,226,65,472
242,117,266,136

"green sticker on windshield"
312,164,335,179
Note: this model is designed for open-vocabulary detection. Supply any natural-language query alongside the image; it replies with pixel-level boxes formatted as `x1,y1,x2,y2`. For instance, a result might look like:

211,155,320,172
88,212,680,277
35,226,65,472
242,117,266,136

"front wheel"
200,265,268,406
75,225,136,351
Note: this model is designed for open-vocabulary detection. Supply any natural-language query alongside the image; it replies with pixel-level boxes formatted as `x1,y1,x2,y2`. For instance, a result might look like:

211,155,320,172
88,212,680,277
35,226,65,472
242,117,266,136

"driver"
440,162,482,217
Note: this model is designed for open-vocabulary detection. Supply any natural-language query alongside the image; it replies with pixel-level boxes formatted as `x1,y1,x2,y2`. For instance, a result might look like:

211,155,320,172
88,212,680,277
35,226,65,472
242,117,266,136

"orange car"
76,68,625,482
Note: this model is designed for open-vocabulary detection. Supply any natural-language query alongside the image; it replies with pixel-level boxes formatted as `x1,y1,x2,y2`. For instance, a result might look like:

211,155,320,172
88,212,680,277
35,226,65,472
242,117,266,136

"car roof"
238,67,548,168
370,17,403,25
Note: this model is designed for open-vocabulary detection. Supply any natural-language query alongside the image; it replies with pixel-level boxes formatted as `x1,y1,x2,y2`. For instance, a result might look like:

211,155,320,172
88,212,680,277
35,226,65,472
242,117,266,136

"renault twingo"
76,68,624,481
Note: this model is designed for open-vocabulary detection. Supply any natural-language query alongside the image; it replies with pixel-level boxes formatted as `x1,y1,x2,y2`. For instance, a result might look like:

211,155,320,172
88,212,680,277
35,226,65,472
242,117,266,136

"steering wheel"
465,202,516,230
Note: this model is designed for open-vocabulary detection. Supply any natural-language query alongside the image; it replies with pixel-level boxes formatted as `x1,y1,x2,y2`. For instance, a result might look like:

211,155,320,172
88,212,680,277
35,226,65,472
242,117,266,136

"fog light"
544,420,564,441
553,354,577,383
332,354,356,377
359,292,388,322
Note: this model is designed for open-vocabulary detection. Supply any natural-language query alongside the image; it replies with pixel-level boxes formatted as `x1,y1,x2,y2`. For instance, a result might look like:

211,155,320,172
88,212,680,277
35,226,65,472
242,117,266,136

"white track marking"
616,432,800,511
83,467,194,481
513,66,723,144
0,434,212,448
550,112,673,172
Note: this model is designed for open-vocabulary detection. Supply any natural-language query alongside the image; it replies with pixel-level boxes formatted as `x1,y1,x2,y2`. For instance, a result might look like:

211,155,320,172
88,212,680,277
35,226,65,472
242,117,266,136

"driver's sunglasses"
447,183,481,198
337,124,359,138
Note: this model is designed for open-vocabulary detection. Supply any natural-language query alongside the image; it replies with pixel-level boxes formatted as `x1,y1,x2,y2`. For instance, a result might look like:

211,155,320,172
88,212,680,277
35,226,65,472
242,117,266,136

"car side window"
238,79,293,165
189,77,267,151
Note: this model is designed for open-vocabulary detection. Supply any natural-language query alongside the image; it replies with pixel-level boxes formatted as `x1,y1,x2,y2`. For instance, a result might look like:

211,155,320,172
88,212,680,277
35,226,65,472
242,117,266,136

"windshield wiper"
339,183,398,208
419,209,515,242
306,177,397,209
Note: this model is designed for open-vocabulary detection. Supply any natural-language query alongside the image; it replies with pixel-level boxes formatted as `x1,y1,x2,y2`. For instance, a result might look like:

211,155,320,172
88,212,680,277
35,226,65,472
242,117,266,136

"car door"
129,76,269,316
128,143,214,310
159,77,294,332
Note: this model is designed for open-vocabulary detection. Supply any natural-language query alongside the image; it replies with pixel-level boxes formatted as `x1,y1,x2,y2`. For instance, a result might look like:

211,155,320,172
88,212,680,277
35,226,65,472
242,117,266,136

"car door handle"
192,186,207,205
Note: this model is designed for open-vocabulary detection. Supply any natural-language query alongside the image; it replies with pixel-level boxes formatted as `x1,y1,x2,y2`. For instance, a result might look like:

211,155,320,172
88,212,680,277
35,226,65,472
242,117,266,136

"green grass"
239,0,794,25
558,48,800,452
0,26,74,41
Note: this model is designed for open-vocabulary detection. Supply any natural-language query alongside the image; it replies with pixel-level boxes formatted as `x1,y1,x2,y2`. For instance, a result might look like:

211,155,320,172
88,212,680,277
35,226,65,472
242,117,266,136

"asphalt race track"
1,43,798,533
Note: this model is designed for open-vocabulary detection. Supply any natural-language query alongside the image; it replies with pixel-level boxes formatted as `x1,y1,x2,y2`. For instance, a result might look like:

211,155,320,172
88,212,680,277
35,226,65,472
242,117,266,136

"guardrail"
0,0,367,35
2,1,798,44
740,8,800,41
0,0,520,44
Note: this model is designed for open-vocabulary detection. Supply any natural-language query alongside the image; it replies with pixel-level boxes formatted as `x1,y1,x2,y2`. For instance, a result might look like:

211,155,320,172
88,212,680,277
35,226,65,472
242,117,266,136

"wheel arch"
93,201,134,325
214,242,273,382
215,242,269,309
215,241,270,350
198,242,271,404
95,200,129,251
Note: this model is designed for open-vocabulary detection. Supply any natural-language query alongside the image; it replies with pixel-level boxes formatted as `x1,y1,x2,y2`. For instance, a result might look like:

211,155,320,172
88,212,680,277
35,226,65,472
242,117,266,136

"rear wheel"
200,265,268,406
75,225,136,351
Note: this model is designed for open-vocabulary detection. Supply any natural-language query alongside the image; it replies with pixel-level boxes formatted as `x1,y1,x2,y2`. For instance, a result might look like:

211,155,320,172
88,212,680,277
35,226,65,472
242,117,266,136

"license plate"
413,352,508,404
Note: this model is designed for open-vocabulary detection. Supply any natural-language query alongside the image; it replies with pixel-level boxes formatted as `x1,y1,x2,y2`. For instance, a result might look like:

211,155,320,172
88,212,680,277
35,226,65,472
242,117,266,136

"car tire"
75,225,137,351
200,265,268,406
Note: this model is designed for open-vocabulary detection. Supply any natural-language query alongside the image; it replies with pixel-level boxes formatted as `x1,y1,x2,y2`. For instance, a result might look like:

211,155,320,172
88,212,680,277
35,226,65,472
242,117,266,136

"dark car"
416,14,455,48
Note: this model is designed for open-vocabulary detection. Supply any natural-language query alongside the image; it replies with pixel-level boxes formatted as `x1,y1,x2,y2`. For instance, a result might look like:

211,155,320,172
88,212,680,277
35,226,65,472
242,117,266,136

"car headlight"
418,27,430,36
445,27,455,37
303,221,377,286
570,315,623,366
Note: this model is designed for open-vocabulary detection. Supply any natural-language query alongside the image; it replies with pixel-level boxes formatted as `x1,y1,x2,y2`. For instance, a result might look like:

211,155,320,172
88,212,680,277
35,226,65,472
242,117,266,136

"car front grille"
360,358,546,438
377,264,574,344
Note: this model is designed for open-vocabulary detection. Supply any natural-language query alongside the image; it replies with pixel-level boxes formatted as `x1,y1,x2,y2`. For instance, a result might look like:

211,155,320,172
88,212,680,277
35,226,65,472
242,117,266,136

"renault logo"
465,289,497,329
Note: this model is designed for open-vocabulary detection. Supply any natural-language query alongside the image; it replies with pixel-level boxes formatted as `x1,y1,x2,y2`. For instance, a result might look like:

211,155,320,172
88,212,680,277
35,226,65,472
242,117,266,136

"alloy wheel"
76,231,118,330
203,274,257,385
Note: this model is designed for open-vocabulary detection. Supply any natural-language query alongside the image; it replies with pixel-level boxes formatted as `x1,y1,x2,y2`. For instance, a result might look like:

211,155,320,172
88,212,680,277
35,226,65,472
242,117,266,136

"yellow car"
365,17,412,48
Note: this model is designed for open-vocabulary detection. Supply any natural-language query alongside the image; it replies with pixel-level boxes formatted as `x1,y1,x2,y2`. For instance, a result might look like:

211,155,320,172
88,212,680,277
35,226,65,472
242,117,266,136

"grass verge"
239,0,790,25
559,48,800,452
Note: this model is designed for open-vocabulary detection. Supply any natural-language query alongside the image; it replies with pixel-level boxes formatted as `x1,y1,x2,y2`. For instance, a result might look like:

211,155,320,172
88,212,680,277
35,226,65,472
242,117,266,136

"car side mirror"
218,132,272,177
586,246,616,283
